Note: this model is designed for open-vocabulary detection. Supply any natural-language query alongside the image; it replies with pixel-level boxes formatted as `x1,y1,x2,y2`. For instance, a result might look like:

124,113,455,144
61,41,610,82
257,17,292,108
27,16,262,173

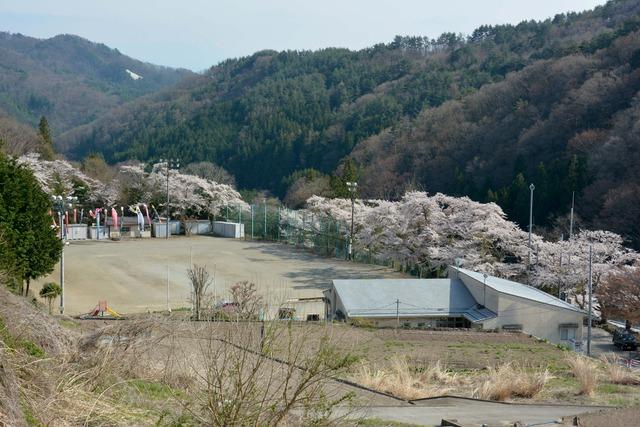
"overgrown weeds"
354,357,552,401
566,354,599,396
600,353,640,385
353,356,455,400
474,363,552,401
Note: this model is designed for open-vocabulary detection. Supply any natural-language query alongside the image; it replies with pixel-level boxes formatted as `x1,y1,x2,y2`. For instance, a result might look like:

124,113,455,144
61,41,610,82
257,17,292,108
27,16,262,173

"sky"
0,0,606,71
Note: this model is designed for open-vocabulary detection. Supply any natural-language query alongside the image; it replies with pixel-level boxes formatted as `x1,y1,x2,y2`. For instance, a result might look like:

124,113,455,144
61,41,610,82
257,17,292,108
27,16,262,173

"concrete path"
338,397,611,426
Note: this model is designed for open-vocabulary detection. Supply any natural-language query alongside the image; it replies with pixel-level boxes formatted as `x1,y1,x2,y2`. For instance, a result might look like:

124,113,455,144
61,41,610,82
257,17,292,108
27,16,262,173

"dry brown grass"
566,354,599,396
352,356,456,400
474,363,551,401
600,353,640,385
354,357,552,402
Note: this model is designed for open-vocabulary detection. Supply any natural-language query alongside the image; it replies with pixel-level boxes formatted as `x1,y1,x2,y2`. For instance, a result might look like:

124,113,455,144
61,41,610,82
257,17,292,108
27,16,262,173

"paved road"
338,397,611,426
590,327,638,361
35,236,404,315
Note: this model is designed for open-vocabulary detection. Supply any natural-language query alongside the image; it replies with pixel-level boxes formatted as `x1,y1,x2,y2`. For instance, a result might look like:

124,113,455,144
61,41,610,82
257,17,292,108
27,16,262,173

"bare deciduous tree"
168,319,356,425
230,281,263,320
187,264,212,321
597,268,640,323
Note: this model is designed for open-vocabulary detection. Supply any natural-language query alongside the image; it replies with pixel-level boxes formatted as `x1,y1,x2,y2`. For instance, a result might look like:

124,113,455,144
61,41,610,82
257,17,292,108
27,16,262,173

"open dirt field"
34,236,404,315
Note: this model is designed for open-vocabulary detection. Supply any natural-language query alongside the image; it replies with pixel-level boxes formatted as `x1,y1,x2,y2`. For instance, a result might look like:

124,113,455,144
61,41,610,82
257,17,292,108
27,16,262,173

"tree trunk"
24,277,30,297
48,298,53,315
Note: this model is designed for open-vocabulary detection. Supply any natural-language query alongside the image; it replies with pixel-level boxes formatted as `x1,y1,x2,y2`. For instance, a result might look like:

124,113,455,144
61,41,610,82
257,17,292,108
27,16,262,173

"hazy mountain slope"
56,0,640,246
351,23,640,247
59,0,639,194
0,109,42,155
0,32,192,134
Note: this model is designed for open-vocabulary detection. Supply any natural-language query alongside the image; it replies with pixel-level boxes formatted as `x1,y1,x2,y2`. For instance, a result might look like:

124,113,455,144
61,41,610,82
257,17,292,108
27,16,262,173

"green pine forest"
2,0,640,248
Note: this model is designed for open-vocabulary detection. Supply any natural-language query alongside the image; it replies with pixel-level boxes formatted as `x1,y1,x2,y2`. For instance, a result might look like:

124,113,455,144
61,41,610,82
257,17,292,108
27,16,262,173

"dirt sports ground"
34,235,404,315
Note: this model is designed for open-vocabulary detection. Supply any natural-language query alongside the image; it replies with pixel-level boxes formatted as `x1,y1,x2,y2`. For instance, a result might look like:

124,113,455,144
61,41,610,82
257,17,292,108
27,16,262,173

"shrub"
566,354,598,396
352,356,454,400
474,363,551,401
600,353,640,385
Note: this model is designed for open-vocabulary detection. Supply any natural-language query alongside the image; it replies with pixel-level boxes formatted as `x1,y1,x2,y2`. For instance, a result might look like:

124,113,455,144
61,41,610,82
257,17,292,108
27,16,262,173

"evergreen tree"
38,116,55,160
330,159,358,198
0,152,62,296
39,282,62,314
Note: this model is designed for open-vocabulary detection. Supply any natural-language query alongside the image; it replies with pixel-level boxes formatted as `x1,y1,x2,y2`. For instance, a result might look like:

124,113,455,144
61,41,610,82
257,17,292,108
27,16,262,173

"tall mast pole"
587,244,593,357
569,191,575,240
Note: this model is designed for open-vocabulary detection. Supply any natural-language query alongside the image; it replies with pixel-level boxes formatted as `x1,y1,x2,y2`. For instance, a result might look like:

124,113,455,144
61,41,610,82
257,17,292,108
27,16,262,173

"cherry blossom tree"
299,192,638,295
18,155,247,220
17,153,110,203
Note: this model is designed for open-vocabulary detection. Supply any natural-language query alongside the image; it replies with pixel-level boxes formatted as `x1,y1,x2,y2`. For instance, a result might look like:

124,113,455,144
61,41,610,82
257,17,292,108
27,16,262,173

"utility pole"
59,210,64,312
189,246,193,312
528,183,535,270
483,273,488,307
346,181,358,260
559,251,563,298
53,195,77,314
159,158,180,239
569,191,575,240
167,264,171,313
587,244,593,356
396,298,400,329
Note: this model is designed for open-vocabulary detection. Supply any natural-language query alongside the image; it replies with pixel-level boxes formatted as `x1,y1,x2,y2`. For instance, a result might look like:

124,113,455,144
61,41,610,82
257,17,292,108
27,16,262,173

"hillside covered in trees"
50,0,640,248
0,32,192,135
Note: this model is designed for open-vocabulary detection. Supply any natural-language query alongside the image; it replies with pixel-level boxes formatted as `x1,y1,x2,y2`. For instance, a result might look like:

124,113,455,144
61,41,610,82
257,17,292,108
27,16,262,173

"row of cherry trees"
18,154,247,219
301,192,638,308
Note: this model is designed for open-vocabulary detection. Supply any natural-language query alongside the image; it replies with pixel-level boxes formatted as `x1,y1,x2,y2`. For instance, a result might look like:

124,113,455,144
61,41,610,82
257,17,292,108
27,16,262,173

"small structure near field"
324,266,585,345
213,221,244,238
185,219,212,235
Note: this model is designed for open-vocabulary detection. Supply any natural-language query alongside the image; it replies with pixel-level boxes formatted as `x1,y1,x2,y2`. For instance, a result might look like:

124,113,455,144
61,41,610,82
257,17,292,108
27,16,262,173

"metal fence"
216,204,350,259
215,203,429,277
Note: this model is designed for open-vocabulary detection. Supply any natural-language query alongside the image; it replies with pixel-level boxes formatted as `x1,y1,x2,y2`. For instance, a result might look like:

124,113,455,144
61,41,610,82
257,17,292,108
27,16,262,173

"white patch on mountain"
125,69,143,80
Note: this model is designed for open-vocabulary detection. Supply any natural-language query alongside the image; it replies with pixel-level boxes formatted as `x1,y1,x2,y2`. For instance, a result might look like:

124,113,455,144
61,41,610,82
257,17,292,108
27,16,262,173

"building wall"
455,269,584,344
481,293,584,344
451,269,500,312
369,316,470,328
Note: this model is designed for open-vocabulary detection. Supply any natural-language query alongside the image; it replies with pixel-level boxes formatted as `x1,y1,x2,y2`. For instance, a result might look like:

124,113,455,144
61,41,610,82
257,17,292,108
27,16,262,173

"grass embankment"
321,324,640,405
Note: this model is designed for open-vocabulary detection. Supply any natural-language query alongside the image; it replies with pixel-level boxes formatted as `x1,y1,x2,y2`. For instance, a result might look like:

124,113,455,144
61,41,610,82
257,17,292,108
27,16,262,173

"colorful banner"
111,207,119,230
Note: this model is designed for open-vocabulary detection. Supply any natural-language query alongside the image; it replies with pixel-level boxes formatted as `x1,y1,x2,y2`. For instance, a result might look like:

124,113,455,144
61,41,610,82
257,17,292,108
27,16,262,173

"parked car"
613,329,639,351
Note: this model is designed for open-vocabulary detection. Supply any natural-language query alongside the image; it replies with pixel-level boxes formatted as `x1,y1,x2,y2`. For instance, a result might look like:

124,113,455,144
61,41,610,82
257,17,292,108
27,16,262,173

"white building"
324,266,585,345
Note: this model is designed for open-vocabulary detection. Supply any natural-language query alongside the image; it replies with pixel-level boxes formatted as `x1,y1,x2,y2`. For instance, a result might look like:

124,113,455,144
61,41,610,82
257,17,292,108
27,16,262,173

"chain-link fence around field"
214,203,429,277
216,204,350,259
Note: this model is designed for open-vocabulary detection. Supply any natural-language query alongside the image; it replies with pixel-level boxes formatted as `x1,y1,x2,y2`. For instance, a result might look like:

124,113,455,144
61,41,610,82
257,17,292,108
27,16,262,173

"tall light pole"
587,244,593,356
482,273,488,308
346,181,358,260
569,191,575,240
528,183,535,270
263,198,267,240
159,158,180,239
52,194,78,315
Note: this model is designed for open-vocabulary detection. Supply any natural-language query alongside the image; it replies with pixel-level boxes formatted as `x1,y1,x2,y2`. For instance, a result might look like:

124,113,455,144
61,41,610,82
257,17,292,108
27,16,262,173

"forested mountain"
57,0,640,246
0,32,192,134
0,111,41,155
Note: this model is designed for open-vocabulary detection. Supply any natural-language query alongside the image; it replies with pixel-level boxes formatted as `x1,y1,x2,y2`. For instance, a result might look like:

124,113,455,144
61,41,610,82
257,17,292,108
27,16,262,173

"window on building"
561,327,577,340
278,308,295,320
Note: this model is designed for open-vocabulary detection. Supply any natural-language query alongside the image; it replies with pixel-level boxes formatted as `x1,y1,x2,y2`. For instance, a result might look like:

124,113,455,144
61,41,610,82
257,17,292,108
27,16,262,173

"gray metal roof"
451,266,584,313
332,278,496,322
